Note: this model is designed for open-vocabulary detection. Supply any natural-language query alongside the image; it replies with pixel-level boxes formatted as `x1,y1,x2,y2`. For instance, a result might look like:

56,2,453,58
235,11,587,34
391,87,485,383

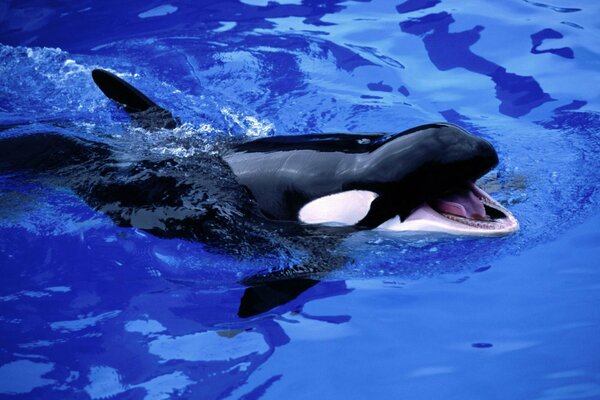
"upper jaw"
376,183,519,237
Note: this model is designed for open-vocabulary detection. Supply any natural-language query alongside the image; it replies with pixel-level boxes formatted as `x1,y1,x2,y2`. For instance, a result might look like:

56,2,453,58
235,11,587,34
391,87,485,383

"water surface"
0,0,599,398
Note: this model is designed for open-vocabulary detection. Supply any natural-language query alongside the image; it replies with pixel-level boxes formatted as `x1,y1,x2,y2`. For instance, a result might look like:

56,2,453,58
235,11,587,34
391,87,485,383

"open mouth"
298,182,518,236
378,182,519,236
431,183,516,230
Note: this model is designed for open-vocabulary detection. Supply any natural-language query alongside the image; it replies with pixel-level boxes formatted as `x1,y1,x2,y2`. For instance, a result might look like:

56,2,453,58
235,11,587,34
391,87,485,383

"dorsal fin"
91,69,179,130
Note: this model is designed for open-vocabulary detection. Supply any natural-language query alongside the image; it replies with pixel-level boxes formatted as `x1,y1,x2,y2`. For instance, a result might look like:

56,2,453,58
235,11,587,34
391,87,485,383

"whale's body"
0,69,518,296
224,126,517,237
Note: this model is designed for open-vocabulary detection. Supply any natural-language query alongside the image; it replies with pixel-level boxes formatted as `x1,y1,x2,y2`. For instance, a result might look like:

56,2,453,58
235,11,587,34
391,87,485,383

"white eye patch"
298,190,379,226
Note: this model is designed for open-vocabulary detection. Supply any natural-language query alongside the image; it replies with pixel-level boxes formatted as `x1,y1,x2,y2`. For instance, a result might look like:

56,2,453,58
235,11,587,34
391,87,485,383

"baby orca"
91,68,517,237
0,69,519,317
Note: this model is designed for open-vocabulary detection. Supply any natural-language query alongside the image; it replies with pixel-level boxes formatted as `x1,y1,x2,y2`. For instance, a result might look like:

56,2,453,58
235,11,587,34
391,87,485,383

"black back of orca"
88,69,498,228
224,124,498,227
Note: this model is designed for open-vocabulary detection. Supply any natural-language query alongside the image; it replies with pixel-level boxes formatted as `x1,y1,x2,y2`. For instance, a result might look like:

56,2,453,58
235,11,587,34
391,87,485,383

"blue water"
1,0,599,398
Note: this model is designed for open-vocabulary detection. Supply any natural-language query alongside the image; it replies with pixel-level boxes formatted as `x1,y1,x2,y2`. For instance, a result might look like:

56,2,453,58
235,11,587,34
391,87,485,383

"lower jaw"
375,203,519,237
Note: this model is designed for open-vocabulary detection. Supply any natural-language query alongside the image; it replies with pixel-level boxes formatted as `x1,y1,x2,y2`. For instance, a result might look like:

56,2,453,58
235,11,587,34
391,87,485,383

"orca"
0,69,518,315
223,126,518,237
90,69,517,237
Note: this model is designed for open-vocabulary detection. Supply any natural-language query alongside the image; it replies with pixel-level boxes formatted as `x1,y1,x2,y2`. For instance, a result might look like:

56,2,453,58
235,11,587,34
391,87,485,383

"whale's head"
299,124,519,236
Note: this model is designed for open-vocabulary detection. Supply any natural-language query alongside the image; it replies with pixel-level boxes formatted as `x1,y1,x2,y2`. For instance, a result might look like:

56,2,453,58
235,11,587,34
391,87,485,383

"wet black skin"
92,68,500,227
225,123,498,226
0,70,500,317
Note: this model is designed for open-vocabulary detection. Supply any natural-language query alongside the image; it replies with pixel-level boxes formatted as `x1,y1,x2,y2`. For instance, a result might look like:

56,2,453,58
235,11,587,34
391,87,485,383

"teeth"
479,196,499,208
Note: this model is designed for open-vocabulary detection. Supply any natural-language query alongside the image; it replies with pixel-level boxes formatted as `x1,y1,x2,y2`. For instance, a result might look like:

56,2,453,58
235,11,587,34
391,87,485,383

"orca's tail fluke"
91,69,179,130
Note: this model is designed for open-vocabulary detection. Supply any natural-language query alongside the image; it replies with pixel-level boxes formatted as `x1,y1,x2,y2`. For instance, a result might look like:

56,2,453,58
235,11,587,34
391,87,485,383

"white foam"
221,107,274,137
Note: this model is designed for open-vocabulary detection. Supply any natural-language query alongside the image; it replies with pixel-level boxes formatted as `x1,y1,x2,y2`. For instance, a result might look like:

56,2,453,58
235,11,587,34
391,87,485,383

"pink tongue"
433,187,487,220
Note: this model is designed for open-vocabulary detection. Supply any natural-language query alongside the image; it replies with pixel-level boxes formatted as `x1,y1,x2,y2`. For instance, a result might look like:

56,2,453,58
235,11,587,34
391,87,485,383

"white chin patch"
298,190,378,226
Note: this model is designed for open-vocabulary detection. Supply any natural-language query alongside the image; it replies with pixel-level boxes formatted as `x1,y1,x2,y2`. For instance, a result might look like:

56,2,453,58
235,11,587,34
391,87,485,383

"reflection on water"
0,360,56,395
0,272,352,397
399,11,554,117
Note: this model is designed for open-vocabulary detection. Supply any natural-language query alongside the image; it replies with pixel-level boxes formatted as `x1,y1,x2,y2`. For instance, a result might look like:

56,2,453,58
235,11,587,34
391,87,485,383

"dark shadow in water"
396,0,441,14
0,0,374,52
522,0,581,13
530,28,574,59
399,12,554,117
239,374,283,400
553,100,587,113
